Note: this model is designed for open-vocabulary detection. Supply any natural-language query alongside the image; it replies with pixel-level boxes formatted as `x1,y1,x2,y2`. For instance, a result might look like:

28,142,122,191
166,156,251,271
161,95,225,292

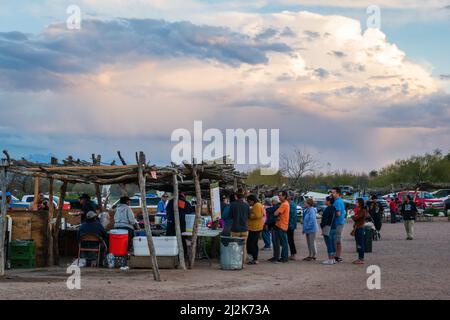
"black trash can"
364,226,373,253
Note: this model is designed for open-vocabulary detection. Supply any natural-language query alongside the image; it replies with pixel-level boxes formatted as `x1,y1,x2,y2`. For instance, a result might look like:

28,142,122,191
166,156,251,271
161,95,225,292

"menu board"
210,182,221,221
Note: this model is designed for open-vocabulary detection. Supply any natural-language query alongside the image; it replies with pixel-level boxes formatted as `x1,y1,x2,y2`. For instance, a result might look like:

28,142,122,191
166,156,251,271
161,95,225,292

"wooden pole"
92,154,103,212
54,181,67,265
47,178,54,266
173,173,186,270
33,176,39,211
0,165,7,276
137,152,161,281
189,165,203,269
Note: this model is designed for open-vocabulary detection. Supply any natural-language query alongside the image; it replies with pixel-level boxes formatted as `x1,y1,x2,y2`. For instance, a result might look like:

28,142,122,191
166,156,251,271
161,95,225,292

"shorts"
335,224,344,244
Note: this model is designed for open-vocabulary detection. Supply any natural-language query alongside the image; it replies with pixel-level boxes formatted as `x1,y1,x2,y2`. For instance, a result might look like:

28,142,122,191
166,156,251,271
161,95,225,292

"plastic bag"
106,253,115,268
72,258,86,267
99,212,110,228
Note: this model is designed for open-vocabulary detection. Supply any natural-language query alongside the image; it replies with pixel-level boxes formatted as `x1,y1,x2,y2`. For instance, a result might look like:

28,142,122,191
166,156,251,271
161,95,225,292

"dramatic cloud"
0,10,447,171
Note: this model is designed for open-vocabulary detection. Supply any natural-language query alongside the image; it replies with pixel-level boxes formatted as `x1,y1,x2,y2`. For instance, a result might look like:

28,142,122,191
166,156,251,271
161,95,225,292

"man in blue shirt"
157,193,168,214
331,187,346,262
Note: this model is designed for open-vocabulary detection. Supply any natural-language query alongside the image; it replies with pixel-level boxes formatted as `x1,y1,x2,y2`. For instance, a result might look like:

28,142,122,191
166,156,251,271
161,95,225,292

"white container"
133,236,179,257
185,214,196,232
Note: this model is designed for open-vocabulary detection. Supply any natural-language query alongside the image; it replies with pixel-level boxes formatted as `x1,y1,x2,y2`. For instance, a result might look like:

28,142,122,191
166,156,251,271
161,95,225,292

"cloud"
0,10,446,171
0,18,291,91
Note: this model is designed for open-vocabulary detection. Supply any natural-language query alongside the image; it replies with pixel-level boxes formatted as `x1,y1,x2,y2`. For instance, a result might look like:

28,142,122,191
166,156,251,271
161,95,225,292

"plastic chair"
78,234,102,267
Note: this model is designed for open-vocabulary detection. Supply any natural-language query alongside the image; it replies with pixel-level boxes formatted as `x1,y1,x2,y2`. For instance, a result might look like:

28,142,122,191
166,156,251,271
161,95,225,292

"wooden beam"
173,173,187,270
54,181,67,265
47,178,54,266
189,164,202,269
33,176,39,211
137,152,161,281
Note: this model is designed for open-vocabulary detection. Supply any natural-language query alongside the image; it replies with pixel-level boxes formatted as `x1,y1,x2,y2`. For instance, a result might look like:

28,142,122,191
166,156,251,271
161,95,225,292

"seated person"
113,196,139,252
78,211,108,265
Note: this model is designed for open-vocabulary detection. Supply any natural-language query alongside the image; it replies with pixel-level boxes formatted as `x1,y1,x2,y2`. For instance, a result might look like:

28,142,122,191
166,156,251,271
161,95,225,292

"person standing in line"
400,195,418,240
302,198,318,261
220,193,232,236
287,192,298,261
320,196,337,265
331,187,346,262
261,198,272,250
266,196,281,256
352,198,367,265
229,188,251,263
269,191,290,263
246,194,264,265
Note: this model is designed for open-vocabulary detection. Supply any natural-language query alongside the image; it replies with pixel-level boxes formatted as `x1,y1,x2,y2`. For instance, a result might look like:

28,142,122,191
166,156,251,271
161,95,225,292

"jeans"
355,227,365,260
323,229,336,257
287,229,297,255
247,231,261,261
262,227,271,248
272,227,288,261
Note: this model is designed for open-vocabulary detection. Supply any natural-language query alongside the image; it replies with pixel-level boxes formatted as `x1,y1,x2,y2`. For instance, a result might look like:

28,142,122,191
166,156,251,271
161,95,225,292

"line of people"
220,187,358,266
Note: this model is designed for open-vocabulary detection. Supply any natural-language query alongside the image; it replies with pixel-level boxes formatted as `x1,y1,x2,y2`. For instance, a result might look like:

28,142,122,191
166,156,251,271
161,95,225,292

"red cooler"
109,229,129,256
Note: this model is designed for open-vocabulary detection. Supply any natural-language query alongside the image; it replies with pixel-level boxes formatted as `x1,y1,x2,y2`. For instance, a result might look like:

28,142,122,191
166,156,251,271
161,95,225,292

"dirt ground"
1,218,449,300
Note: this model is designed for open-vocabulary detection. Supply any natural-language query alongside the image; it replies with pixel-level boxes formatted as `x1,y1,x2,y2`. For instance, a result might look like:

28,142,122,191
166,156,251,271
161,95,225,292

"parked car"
397,191,445,210
111,193,161,211
21,195,71,210
431,189,450,200
339,185,354,196
0,192,31,210
313,199,327,216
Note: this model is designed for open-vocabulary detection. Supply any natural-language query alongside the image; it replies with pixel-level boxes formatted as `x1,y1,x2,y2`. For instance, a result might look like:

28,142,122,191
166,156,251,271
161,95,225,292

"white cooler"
133,236,179,257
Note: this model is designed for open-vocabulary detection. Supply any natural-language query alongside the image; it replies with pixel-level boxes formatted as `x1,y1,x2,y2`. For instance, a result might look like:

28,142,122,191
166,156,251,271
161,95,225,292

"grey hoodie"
114,203,138,230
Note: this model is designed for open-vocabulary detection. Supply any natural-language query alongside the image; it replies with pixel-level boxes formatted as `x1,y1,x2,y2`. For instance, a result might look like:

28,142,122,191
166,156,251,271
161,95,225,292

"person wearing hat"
114,196,139,251
78,211,108,265
79,193,98,223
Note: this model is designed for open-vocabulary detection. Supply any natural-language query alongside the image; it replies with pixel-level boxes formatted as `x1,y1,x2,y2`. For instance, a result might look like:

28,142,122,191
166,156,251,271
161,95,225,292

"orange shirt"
275,200,290,231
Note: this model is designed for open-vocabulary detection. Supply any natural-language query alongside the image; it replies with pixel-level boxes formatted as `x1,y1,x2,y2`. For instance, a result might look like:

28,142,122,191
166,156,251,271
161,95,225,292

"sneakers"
268,257,279,263
352,259,364,265
278,259,288,263
321,259,336,265
289,255,297,261
335,257,343,263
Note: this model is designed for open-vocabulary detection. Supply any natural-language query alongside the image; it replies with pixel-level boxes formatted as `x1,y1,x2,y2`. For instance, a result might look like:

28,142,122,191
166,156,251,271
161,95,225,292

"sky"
0,0,449,173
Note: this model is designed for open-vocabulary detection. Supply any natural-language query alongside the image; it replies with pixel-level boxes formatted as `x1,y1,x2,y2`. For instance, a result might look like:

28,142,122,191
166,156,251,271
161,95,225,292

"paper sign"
210,182,221,221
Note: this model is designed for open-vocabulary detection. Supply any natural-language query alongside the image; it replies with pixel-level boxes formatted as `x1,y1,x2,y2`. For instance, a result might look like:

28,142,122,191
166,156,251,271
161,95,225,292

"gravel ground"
1,218,449,300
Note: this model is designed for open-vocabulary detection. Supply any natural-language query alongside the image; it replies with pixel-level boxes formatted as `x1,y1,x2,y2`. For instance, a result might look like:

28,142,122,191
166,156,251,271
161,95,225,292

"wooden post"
0,165,7,276
33,176,39,211
189,165,203,269
54,181,67,265
47,178,54,266
92,154,103,212
137,152,161,281
117,151,129,196
173,173,186,270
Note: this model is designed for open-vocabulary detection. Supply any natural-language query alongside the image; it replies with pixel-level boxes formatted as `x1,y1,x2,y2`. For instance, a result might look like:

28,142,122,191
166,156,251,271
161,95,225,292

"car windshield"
422,192,433,199
130,199,140,207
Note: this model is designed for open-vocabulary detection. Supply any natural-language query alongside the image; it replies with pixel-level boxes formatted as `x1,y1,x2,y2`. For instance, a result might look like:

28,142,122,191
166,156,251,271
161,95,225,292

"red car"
397,191,445,210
